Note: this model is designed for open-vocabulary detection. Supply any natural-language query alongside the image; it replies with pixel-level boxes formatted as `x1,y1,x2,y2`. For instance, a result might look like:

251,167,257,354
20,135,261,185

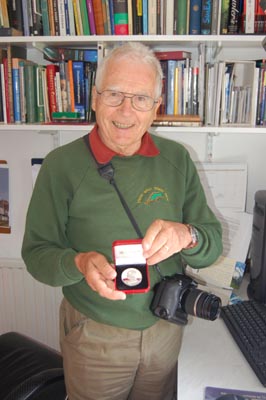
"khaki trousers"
60,298,183,400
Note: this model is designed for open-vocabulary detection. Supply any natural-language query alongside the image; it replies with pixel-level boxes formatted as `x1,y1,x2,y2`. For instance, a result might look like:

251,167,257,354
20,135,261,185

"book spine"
52,0,60,35
18,61,26,123
79,0,91,34
211,0,220,34
66,0,76,34
142,0,148,34
156,0,161,34
67,60,75,112
7,46,14,123
59,61,68,112
175,0,188,34
220,0,230,33
63,0,70,35
243,0,255,33
41,0,50,35
57,0,67,35
3,59,11,123
11,59,21,123
108,0,115,34
132,0,142,34
72,61,85,119
201,0,212,34
92,0,105,34
189,0,202,34
166,60,177,115
255,0,264,34
0,64,7,122
24,64,38,123
113,0,128,34
86,0,96,34
148,0,157,34
72,0,81,34
0,0,10,27
47,0,55,35
46,64,59,117
36,65,45,122
228,0,241,34
31,0,43,35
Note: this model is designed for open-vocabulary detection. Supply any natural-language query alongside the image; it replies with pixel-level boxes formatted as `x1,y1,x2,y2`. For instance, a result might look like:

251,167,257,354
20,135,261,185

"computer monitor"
247,190,266,304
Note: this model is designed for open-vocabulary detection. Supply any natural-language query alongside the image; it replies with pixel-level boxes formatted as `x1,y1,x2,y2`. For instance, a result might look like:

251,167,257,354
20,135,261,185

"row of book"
0,0,266,37
0,46,97,124
1,45,266,127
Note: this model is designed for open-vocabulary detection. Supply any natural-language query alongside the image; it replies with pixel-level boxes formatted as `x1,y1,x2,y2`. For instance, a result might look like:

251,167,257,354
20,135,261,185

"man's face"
92,58,161,156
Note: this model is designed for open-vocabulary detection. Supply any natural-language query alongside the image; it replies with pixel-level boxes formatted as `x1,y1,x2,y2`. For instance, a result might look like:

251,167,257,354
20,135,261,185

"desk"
178,278,266,399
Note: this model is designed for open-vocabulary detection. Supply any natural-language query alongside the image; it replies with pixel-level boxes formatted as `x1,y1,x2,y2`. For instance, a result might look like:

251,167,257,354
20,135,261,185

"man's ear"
91,86,97,111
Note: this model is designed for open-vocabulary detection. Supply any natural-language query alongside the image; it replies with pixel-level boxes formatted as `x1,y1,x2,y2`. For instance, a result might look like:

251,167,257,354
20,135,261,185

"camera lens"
182,288,221,321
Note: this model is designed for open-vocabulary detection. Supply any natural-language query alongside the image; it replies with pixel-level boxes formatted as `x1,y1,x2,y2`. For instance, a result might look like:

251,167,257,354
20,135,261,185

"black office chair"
0,332,66,400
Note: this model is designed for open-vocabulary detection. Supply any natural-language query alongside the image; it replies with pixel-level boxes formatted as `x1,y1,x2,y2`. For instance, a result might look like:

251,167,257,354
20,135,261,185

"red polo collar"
86,125,160,163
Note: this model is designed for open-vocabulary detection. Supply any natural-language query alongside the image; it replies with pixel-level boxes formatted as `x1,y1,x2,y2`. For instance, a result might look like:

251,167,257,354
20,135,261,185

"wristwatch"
185,224,199,249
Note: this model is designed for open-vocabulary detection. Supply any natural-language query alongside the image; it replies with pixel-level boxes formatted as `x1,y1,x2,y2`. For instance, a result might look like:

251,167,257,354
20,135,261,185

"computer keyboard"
221,300,266,387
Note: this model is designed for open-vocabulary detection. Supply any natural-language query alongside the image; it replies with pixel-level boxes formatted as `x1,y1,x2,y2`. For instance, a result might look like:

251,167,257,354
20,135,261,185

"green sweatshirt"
22,133,222,330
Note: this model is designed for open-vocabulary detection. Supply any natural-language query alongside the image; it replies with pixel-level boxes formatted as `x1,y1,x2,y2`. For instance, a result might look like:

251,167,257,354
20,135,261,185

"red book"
154,50,192,61
2,58,11,123
46,64,59,117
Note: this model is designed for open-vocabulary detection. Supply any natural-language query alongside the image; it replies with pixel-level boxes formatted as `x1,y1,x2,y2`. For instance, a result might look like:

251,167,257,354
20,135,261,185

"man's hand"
75,252,126,300
142,220,192,265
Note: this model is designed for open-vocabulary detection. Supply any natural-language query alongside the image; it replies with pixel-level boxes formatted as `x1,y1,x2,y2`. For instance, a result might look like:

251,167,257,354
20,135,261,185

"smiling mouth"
113,121,134,129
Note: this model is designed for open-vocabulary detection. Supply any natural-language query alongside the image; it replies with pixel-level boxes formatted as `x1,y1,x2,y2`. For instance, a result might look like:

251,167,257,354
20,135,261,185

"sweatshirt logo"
137,187,169,205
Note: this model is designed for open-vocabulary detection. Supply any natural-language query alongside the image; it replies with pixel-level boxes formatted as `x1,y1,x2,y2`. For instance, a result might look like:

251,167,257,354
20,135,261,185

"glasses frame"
96,89,159,112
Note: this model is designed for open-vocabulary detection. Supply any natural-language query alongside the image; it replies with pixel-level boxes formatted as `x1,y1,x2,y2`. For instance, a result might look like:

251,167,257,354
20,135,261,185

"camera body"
151,273,221,325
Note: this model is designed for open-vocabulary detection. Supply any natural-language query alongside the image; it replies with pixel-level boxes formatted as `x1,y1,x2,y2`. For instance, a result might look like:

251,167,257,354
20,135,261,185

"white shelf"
1,124,266,135
1,34,265,50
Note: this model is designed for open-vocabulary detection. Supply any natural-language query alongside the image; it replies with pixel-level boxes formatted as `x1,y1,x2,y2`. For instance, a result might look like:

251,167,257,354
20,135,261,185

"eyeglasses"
96,89,158,111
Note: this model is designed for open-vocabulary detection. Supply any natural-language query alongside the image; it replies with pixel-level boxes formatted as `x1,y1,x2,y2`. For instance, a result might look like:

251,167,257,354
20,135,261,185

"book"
205,386,266,399
0,0,10,27
166,60,177,115
0,64,7,122
132,0,142,34
41,0,51,35
228,0,241,34
201,0,212,34
142,0,148,34
46,64,59,117
154,50,192,61
31,0,43,35
52,0,60,35
72,0,83,34
36,65,45,122
189,0,202,34
211,0,221,34
102,0,111,34
11,57,23,123
79,0,91,34
92,0,105,34
72,61,85,119
243,0,255,34
113,0,128,34
21,0,30,35
86,0,96,34
47,0,55,35
24,63,38,123
67,0,76,35
165,0,174,35
220,0,230,34
148,0,157,34
57,0,67,35
174,0,188,34
43,47,97,62
67,59,75,112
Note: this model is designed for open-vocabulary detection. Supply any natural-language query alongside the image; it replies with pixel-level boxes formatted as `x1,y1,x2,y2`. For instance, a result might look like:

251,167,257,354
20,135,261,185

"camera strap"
83,134,143,239
83,134,164,279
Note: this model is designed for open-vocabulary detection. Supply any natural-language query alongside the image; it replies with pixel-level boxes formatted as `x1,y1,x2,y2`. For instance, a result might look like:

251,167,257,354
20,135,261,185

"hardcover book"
189,0,202,34
201,0,212,34
113,0,128,34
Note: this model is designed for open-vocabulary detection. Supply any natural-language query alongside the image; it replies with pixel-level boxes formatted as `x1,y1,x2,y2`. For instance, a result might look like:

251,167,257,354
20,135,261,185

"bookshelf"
1,34,266,134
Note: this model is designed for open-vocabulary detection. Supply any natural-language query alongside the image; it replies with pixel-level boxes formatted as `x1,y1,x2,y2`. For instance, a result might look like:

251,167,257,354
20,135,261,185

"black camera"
151,273,221,325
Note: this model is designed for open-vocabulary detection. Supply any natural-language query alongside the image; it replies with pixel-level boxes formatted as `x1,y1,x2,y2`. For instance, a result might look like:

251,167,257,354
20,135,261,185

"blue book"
201,0,212,35
108,0,115,34
64,0,70,35
12,65,21,123
189,0,202,34
72,61,85,119
166,60,177,115
142,0,148,35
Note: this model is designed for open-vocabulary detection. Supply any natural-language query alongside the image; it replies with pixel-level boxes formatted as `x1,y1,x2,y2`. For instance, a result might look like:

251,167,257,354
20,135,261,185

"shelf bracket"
206,131,220,161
